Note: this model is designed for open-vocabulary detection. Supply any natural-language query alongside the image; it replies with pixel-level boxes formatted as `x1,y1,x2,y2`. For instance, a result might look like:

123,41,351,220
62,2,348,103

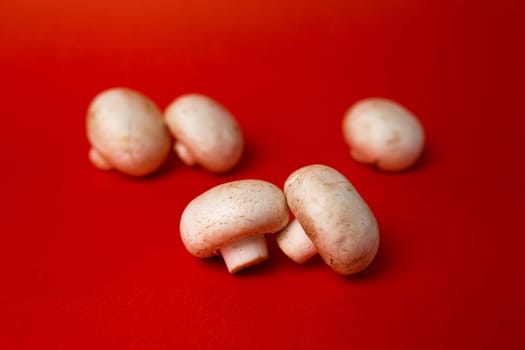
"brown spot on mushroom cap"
180,180,290,258
86,87,171,176
284,164,379,275
164,94,244,172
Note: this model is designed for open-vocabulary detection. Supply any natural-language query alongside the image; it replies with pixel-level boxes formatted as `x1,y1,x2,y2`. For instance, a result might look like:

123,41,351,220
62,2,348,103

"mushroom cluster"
86,88,244,176
179,164,379,275
86,87,425,277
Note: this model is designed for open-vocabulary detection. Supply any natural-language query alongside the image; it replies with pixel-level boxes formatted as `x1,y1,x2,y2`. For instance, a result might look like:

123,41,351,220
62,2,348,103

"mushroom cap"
180,180,290,258
164,94,244,172
284,164,379,275
342,97,425,171
86,87,171,176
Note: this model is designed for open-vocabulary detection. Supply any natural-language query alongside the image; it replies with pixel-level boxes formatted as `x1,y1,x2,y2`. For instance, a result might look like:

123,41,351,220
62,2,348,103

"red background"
1,0,524,348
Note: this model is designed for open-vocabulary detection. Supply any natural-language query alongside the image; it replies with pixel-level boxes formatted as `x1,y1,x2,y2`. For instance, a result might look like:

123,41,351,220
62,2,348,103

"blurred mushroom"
86,87,171,176
164,94,244,172
342,98,425,171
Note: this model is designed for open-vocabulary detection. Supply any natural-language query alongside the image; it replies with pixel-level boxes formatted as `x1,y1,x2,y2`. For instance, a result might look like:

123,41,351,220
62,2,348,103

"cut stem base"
220,234,269,274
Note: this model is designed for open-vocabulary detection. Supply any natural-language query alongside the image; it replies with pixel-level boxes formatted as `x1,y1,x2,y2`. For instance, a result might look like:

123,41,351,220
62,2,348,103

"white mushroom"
180,180,290,273
342,98,425,171
276,219,317,264
164,94,244,172
86,87,171,176
276,164,379,275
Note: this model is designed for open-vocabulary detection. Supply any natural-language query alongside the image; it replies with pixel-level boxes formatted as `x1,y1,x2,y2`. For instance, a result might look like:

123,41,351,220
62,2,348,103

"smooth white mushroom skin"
220,235,269,274
164,94,244,173
342,98,425,171
180,180,290,273
86,87,171,176
276,219,317,264
283,164,379,275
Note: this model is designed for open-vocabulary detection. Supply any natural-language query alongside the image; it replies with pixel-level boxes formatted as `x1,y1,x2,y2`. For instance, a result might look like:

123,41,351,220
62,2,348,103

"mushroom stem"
350,149,374,165
174,141,196,166
276,219,318,263
220,234,269,273
89,148,112,170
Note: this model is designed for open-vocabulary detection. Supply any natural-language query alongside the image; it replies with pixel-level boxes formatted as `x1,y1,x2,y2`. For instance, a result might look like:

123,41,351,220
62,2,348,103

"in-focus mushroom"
86,87,171,176
276,164,379,275
276,219,317,264
342,97,425,171
164,94,244,173
180,180,290,273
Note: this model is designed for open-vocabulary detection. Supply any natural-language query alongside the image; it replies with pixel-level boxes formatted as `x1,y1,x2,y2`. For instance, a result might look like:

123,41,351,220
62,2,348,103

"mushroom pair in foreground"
86,87,243,176
180,164,380,275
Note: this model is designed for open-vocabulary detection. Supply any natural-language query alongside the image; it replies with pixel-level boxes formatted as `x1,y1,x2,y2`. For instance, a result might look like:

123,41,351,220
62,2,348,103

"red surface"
1,0,524,348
